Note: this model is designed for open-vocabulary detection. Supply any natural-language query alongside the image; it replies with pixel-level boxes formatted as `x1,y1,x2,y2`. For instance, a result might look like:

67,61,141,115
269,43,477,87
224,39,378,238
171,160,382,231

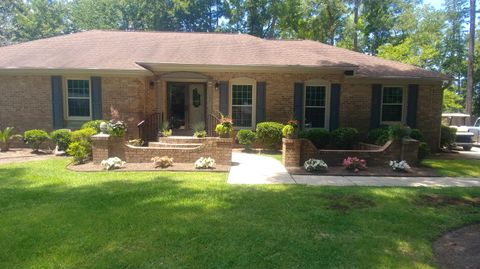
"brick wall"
283,138,419,167
0,76,52,133
92,135,232,165
101,77,148,139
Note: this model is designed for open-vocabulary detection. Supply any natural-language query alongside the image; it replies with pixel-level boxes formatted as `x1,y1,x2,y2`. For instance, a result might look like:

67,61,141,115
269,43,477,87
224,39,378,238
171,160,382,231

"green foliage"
215,124,232,138
366,126,390,145
282,125,295,138
330,127,359,150
108,120,127,137
71,128,96,143
236,129,256,150
299,129,330,149
23,129,49,152
194,130,207,138
49,129,72,151
256,122,284,149
0,127,21,151
128,139,143,147
388,124,411,141
193,122,206,138
440,125,457,148
81,120,104,133
66,141,90,164
417,142,430,161
443,88,464,112
409,129,425,142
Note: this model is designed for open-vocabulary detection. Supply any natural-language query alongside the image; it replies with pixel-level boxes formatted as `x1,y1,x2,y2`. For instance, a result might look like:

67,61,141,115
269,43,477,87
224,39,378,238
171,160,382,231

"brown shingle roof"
0,30,447,79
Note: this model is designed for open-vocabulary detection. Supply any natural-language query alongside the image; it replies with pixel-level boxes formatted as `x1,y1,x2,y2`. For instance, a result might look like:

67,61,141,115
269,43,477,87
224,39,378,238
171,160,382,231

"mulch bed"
0,148,59,164
67,162,230,172
287,165,439,177
433,223,480,269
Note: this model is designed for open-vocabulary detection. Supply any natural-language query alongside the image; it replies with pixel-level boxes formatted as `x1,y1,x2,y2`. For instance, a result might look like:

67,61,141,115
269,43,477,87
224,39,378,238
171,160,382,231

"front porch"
136,72,220,143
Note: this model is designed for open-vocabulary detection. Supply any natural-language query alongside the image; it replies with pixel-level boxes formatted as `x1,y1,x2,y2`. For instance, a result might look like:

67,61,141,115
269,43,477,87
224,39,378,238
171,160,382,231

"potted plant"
0,127,22,152
159,121,172,137
215,114,233,138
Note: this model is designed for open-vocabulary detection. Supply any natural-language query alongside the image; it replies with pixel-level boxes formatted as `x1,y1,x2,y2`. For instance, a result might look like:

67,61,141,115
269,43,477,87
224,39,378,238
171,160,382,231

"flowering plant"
194,157,216,169
343,157,367,172
219,114,233,128
287,119,299,129
304,158,328,172
152,156,174,168
109,120,127,137
101,157,125,170
389,160,411,172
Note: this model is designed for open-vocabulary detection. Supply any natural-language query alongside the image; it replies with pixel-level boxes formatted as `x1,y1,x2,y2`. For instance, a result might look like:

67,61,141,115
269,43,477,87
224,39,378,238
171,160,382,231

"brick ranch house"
0,30,448,149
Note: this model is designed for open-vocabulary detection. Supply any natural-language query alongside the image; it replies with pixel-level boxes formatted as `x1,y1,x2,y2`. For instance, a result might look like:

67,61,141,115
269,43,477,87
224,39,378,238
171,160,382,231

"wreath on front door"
192,88,201,107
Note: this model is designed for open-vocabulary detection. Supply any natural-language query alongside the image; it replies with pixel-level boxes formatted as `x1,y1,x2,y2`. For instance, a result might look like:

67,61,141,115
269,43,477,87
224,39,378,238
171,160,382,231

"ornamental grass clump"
152,156,174,168
101,157,125,171
194,157,215,169
343,157,367,173
389,160,411,172
303,158,328,173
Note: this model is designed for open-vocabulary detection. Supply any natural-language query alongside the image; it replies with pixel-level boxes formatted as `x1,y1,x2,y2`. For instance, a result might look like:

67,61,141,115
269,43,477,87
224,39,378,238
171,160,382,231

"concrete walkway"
227,152,480,187
227,152,295,184
293,175,480,187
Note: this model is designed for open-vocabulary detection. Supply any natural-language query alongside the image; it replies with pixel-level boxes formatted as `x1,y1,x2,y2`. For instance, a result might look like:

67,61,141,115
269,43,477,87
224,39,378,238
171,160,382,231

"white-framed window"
381,86,406,123
66,79,92,119
304,80,330,129
230,78,256,129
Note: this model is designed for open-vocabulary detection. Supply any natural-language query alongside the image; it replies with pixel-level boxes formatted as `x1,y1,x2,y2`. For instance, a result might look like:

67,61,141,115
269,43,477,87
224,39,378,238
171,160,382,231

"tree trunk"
353,0,360,51
466,0,475,124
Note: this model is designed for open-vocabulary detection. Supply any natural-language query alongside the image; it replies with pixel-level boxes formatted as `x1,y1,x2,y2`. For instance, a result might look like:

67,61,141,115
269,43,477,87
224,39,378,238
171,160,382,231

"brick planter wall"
92,135,232,165
283,138,419,167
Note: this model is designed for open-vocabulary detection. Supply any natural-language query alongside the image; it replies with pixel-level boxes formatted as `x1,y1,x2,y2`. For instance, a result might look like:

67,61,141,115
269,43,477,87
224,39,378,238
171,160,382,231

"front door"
167,83,187,129
188,84,206,129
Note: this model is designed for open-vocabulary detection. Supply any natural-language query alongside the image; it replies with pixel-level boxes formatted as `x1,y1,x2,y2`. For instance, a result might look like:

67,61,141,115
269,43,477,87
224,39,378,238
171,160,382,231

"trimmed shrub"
299,129,330,149
71,128,97,143
256,122,284,149
418,142,430,161
440,125,456,148
366,126,390,145
388,124,411,141
66,141,90,164
23,129,49,152
81,120,104,133
50,129,72,151
409,128,425,142
236,129,256,150
330,127,359,149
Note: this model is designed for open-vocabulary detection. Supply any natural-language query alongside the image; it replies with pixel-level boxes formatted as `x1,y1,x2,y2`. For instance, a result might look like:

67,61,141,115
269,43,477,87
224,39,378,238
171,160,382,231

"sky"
424,0,444,9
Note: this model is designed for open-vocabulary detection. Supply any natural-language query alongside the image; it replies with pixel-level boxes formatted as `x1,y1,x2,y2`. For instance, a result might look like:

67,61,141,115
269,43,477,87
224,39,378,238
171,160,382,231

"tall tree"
466,0,475,122
0,0,24,46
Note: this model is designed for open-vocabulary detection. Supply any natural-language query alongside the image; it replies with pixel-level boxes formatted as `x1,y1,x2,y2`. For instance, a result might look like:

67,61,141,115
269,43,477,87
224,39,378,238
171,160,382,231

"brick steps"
158,136,206,144
148,142,202,149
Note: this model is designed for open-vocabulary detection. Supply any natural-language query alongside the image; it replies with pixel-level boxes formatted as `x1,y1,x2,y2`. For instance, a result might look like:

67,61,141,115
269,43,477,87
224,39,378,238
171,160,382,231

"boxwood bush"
299,129,330,149
23,129,49,152
50,129,72,151
366,126,390,145
330,127,359,149
236,129,256,150
80,120,104,133
440,125,456,148
256,122,284,149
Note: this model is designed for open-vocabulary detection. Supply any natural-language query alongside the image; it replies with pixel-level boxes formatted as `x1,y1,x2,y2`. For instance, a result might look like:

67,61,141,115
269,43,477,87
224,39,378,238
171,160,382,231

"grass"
258,152,282,161
422,159,480,177
1,159,480,268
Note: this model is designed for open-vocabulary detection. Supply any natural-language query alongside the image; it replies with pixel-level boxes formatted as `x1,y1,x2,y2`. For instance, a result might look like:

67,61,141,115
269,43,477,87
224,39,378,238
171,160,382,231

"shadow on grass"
0,160,480,268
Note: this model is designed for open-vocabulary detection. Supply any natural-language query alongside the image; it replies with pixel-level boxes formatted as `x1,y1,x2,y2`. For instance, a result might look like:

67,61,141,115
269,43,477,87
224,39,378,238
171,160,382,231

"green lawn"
1,159,480,268
422,159,480,177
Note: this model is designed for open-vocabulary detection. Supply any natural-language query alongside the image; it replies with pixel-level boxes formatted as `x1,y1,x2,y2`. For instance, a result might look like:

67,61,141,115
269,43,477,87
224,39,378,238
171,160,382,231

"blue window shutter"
51,76,64,129
256,81,266,124
219,81,229,115
329,83,341,131
370,84,382,128
294,83,304,125
91,76,102,120
407,84,418,128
